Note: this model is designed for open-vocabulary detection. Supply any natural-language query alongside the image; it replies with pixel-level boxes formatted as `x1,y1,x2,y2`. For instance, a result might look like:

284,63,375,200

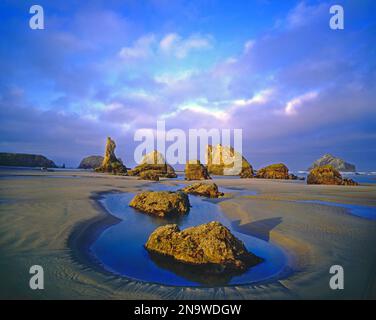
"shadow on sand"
232,217,283,241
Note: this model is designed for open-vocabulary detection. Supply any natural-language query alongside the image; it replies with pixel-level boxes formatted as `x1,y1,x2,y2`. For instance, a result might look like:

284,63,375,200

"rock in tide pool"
78,155,104,169
181,182,224,198
95,137,127,175
206,144,254,178
128,150,177,178
307,165,358,186
309,154,356,172
138,170,160,181
256,163,295,180
145,221,262,273
129,191,190,217
185,160,211,180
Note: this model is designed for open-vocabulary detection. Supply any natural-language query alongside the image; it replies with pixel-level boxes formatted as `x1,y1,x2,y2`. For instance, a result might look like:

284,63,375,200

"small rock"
138,170,160,181
307,165,358,186
129,191,190,217
256,163,290,179
181,182,224,198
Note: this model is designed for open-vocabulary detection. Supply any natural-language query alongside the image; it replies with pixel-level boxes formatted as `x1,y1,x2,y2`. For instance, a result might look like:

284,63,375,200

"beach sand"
0,169,375,299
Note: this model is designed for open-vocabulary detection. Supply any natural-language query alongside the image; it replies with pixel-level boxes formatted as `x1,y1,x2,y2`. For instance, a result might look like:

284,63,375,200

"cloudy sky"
0,0,375,170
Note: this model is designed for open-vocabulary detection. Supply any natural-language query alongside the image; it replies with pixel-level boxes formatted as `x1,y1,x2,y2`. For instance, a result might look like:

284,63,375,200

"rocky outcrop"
129,191,190,217
145,221,262,273
128,150,177,178
307,165,358,186
181,182,224,198
309,154,356,172
206,145,254,178
185,160,211,180
138,170,160,181
0,152,57,168
256,163,297,180
78,155,104,169
95,137,127,175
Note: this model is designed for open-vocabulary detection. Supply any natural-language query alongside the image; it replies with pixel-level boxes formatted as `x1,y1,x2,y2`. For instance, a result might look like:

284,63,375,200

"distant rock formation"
0,152,57,168
78,155,104,169
206,145,254,178
145,221,262,273
128,150,177,178
185,160,211,180
309,154,356,172
181,182,224,198
95,137,127,175
129,191,190,217
307,165,358,186
256,163,297,180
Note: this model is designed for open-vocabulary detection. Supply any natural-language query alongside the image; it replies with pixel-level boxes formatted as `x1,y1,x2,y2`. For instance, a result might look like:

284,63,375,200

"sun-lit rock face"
95,137,127,175
181,182,224,198
206,145,254,178
128,150,177,178
255,163,293,179
145,221,262,273
138,170,160,181
309,154,356,172
307,165,358,186
184,160,211,180
129,191,190,217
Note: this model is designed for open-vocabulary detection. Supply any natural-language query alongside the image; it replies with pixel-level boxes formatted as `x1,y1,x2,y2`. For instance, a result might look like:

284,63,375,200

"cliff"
0,152,57,168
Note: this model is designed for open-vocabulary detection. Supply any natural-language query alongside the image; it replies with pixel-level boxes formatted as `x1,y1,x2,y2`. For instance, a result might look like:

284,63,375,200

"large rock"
0,152,57,168
145,221,262,273
138,170,160,181
307,165,358,186
78,155,104,169
309,154,356,172
129,191,190,217
185,160,211,180
95,137,127,175
206,145,254,178
256,163,296,180
181,182,224,198
128,150,177,178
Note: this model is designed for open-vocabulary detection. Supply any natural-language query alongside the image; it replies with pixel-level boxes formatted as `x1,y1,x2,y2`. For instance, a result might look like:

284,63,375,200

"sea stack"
78,155,104,169
206,145,254,178
185,160,211,180
128,150,177,178
0,152,57,168
145,221,262,273
95,137,127,175
309,154,356,172
255,163,297,180
307,165,358,186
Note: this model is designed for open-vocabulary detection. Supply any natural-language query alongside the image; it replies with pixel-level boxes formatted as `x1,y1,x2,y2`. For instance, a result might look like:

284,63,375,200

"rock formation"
309,154,356,172
184,160,211,180
307,165,358,186
255,163,297,180
145,221,262,273
181,182,224,198
0,152,57,168
128,150,177,178
206,145,254,178
138,170,160,181
129,191,190,217
78,155,104,169
95,137,127,175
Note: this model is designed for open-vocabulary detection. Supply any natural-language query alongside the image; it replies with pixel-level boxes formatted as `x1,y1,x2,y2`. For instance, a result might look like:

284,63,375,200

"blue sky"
0,0,375,170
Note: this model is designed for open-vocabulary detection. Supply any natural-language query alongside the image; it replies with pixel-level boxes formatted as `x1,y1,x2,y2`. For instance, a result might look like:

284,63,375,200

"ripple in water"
90,185,289,286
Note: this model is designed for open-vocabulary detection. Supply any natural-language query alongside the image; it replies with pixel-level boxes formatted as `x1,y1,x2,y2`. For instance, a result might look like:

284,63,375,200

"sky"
0,0,375,170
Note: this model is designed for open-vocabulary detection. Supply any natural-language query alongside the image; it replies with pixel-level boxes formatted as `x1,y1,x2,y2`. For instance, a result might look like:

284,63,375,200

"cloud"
119,35,156,59
284,91,319,116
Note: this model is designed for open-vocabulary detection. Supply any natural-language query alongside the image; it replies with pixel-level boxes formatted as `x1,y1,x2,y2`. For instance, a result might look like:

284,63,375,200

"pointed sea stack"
95,137,127,175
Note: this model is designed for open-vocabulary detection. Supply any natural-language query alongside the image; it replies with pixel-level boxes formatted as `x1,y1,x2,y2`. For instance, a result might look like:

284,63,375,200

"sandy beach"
0,168,375,299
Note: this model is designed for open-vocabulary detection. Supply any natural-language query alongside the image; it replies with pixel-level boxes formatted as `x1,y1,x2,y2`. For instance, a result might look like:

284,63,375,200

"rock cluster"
145,221,262,273
128,150,177,178
206,145,254,178
95,137,127,175
181,182,224,198
78,155,104,169
184,160,211,180
138,170,160,181
129,191,190,217
309,154,356,172
307,165,358,186
255,163,297,180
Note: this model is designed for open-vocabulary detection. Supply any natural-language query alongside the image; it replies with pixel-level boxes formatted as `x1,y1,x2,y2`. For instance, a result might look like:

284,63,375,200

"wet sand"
0,169,375,299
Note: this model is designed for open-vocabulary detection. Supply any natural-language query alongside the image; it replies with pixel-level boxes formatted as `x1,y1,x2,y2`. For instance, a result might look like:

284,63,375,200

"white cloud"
284,91,318,116
118,34,156,59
